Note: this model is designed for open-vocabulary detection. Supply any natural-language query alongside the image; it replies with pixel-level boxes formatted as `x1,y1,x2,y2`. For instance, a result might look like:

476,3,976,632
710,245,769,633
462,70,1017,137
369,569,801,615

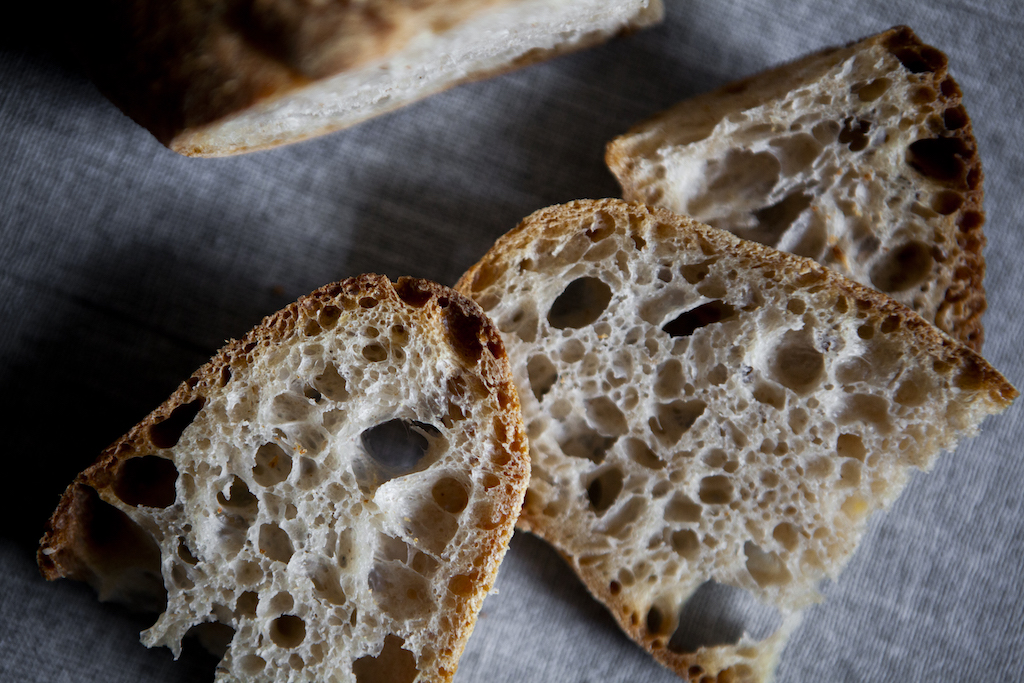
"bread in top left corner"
73,0,664,157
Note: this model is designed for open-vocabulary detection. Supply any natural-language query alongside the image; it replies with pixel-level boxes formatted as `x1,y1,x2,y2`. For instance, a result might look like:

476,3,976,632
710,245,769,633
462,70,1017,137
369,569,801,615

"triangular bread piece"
75,0,662,156
38,275,529,683
456,199,1015,682
606,26,986,350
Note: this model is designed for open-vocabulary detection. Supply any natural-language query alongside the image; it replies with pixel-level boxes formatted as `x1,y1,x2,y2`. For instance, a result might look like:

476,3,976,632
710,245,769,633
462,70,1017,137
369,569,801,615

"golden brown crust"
38,484,101,582
880,27,987,352
564,554,783,683
605,26,988,352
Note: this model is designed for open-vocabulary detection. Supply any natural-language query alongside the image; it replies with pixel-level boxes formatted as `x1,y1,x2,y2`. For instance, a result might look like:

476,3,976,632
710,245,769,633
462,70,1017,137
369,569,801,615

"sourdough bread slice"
456,199,1015,682
75,0,663,156
607,26,986,350
38,275,529,683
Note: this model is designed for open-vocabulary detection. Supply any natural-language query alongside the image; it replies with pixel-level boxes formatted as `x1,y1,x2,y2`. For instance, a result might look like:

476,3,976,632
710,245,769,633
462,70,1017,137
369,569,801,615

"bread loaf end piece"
457,199,1015,682
38,275,529,683
73,0,663,157
607,26,987,350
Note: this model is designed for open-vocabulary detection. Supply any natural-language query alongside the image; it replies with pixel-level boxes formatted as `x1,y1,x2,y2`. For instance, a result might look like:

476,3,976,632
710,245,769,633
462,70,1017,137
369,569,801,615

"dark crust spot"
940,77,962,98
487,339,505,360
394,277,434,307
443,300,484,364
943,105,969,130
885,26,947,73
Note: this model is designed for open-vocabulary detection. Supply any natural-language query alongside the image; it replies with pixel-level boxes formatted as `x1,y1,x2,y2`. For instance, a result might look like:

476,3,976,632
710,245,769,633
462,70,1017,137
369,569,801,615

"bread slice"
37,275,529,683
606,26,986,350
74,0,662,157
456,199,1015,682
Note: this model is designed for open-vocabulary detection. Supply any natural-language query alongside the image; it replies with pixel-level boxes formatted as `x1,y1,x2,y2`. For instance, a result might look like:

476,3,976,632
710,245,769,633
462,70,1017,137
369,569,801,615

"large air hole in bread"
548,276,613,329
352,634,418,683
113,455,179,509
358,418,445,491
71,485,167,611
661,300,737,338
667,581,783,654
869,240,934,293
149,398,206,448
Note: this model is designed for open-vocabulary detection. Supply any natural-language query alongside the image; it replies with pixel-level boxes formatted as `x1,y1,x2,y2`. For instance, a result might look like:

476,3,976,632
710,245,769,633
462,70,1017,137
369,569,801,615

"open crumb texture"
457,198,1014,683
38,274,530,683
607,26,987,350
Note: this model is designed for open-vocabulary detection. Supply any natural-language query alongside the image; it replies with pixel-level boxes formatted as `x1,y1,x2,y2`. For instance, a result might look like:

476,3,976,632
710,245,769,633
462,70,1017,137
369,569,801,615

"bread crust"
38,274,529,683
606,26,988,351
457,198,1015,683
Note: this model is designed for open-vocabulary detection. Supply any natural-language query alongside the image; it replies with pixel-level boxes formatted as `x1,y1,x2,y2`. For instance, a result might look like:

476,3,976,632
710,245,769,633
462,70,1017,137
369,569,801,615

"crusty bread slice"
38,275,529,683
74,0,662,156
456,199,1015,682
607,26,986,350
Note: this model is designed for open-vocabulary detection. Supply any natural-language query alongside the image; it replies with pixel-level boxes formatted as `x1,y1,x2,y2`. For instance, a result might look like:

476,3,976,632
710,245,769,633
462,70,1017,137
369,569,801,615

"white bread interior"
159,0,663,155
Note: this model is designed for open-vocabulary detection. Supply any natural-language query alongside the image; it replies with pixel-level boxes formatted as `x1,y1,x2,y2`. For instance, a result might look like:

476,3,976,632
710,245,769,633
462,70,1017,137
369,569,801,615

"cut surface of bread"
38,275,529,683
456,199,1015,682
607,26,986,350
76,0,662,156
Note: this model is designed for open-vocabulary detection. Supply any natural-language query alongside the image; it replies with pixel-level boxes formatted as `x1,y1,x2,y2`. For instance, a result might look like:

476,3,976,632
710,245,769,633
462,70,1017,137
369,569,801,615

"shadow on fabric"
0,241,271,554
